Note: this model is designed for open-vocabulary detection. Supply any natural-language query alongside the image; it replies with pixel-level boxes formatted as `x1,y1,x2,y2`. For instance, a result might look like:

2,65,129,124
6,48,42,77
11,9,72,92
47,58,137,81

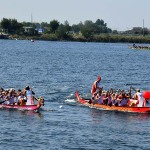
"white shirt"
137,92,144,107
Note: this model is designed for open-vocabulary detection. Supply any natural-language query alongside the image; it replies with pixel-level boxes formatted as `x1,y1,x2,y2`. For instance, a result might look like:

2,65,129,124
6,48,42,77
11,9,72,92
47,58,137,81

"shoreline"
1,34,150,44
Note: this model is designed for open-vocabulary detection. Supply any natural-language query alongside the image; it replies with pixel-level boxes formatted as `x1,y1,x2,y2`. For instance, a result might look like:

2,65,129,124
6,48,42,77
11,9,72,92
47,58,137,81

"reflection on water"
88,107,150,124
0,108,43,119
20,111,43,119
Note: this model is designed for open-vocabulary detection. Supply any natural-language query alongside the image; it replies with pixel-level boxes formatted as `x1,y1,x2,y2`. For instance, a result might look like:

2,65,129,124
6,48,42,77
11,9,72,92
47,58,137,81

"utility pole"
143,19,144,36
31,13,33,23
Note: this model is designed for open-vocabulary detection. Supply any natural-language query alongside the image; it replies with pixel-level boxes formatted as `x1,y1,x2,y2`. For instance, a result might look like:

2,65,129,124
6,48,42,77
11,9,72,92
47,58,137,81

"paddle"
34,97,40,101
130,86,137,92
34,96,44,106
129,86,132,99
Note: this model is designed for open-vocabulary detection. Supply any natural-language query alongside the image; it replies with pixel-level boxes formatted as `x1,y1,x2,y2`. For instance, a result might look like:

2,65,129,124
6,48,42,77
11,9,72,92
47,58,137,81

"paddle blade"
143,91,150,99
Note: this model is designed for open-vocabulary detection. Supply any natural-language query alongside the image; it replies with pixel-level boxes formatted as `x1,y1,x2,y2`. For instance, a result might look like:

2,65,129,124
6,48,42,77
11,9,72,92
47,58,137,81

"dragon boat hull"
75,91,150,113
0,103,42,111
129,46,150,50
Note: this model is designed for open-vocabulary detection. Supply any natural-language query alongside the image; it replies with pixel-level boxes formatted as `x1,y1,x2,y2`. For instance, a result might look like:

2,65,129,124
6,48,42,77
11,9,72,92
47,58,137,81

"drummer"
91,76,103,97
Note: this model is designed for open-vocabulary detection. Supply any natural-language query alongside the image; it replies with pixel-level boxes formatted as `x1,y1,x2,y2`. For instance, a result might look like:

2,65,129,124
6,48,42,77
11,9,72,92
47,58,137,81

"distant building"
0,28,8,34
23,27,34,33
35,28,45,34
0,33,9,39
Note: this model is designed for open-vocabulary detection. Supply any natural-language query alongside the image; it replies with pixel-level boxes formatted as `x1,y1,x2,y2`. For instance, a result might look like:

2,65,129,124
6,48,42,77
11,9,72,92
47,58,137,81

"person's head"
112,93,115,96
0,88,4,92
98,90,102,95
18,89,21,92
94,92,97,96
17,89,21,95
97,76,101,81
122,93,125,98
136,89,140,92
25,86,30,90
91,96,95,100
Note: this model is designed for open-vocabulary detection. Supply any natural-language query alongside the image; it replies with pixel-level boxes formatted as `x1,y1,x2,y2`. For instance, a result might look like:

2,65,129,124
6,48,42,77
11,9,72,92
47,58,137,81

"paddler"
23,86,35,105
91,76,103,96
133,89,145,107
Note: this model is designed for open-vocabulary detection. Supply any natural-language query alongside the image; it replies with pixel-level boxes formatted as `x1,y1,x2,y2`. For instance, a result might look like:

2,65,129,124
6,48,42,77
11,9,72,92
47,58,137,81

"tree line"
1,17,150,42
0,18,111,37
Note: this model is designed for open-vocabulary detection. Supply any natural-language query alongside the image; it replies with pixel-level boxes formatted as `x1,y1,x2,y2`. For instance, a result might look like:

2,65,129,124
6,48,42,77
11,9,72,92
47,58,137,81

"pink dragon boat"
0,99,44,111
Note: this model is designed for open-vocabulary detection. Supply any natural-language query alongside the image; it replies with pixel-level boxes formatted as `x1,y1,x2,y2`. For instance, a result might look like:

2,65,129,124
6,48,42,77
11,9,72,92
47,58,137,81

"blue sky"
0,0,150,31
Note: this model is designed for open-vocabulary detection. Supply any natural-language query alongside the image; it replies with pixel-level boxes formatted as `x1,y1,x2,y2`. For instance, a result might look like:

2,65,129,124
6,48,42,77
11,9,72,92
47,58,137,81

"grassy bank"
8,33,150,44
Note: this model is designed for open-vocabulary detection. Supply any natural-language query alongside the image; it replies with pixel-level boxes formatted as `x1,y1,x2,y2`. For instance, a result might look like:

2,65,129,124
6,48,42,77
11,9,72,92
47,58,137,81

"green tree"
131,27,149,35
49,20,59,33
22,21,32,27
112,30,118,34
64,20,71,33
94,19,112,34
81,26,92,38
55,24,69,39
41,22,49,28
1,18,11,33
95,19,106,26
72,24,80,33
1,18,23,34
11,19,23,34
80,20,94,38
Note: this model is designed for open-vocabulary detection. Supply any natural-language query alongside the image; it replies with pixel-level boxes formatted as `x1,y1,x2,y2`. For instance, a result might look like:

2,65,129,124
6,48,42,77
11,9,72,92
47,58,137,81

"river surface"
0,40,150,150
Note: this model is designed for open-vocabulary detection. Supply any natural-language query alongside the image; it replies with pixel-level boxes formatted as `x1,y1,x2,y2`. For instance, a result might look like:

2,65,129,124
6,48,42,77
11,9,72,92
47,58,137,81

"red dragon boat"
75,91,150,113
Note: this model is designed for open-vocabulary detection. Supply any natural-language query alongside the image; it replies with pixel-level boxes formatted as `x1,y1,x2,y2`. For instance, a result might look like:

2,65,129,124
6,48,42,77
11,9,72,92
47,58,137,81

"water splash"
64,99,76,103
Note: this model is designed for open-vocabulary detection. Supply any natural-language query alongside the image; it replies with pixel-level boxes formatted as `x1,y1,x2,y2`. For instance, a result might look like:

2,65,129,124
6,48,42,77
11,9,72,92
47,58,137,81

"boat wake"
40,107,56,112
65,99,76,103
64,93,77,104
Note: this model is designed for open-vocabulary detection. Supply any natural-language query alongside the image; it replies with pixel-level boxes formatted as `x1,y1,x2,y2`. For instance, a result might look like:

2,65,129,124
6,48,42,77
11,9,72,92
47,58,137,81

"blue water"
0,40,150,150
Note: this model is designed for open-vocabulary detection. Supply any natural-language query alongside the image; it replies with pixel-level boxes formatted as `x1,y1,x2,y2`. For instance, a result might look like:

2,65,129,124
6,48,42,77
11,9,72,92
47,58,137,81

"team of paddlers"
0,86,44,106
90,76,149,107
131,44,150,50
